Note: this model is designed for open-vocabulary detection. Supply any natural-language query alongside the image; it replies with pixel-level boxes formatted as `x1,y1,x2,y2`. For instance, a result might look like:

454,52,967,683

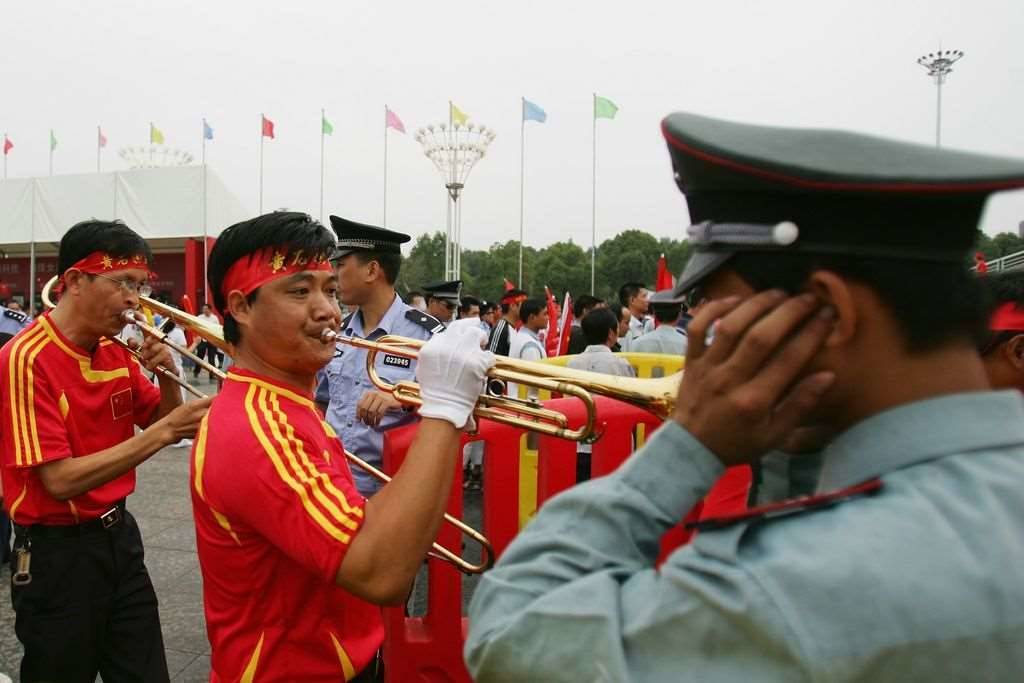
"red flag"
98,128,108,148
544,286,560,356
262,115,275,139
656,253,673,291
3,136,12,156
180,295,196,346
503,278,515,292
975,252,989,274
558,291,574,356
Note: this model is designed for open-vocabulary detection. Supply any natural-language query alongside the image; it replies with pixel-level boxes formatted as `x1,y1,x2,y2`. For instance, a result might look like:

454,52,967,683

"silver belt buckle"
100,506,121,529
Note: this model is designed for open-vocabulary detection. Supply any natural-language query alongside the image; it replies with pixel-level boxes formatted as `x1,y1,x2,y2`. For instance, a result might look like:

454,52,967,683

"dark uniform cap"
328,216,411,261
422,280,463,304
661,112,1024,298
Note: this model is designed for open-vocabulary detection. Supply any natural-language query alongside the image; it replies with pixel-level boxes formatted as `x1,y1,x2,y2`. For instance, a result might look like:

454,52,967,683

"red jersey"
192,368,383,682
1,313,161,525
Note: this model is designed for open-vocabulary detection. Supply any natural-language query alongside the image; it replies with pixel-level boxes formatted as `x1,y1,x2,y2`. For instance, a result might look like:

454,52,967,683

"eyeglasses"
92,273,152,298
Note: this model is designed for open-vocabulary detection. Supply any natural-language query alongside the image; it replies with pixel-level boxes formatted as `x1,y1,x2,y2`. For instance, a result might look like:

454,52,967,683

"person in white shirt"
619,282,654,344
507,298,548,400
192,303,222,379
567,307,636,482
632,290,688,356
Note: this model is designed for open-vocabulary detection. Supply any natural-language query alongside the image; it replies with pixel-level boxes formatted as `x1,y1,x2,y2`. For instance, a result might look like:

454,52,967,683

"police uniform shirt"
0,306,29,346
631,323,688,356
627,314,654,341
316,293,441,496
465,391,1024,681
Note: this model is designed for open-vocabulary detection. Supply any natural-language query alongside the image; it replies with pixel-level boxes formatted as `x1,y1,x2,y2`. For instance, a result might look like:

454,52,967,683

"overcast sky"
2,0,1022,250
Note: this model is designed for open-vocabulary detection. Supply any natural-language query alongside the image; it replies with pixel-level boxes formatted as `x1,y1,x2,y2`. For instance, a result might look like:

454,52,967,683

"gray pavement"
0,375,486,681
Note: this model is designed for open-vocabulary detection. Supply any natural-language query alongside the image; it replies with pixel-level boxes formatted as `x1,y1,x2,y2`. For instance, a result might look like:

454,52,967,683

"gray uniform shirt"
466,391,1024,682
565,345,636,377
630,324,688,356
316,294,439,496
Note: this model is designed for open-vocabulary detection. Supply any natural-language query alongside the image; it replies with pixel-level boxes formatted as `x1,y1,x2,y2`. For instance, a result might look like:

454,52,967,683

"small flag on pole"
150,123,165,144
655,253,674,291
98,127,108,148
523,98,547,123
203,120,214,140
262,115,275,139
385,107,406,133
3,136,12,155
322,113,333,136
450,102,469,126
503,278,516,292
49,130,57,151
594,95,619,120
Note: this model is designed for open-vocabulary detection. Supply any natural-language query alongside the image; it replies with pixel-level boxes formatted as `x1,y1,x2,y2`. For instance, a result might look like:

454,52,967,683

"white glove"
417,318,496,428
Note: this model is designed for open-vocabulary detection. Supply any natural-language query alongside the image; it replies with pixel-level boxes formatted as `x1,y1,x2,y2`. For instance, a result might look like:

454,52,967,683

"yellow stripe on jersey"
268,393,363,519
23,331,50,465
240,632,265,683
243,385,356,543
192,414,211,501
7,483,28,519
329,632,358,681
38,316,129,383
230,371,316,410
58,392,69,420
8,326,47,467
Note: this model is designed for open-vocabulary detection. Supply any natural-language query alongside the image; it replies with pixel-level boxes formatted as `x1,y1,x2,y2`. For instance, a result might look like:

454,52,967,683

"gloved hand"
417,318,496,428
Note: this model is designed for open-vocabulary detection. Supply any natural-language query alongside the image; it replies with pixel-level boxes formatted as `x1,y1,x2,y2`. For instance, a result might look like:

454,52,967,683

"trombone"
41,275,495,575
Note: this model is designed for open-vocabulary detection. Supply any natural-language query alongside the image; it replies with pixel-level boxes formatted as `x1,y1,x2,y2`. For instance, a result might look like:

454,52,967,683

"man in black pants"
1,220,210,682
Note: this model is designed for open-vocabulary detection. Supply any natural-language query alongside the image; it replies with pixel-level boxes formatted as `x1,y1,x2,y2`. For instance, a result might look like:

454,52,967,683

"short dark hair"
651,302,682,324
58,219,153,276
618,282,646,309
613,303,630,324
406,290,424,303
727,252,989,353
460,295,481,316
573,294,603,319
353,250,401,285
977,271,1024,354
500,289,528,314
209,212,335,345
581,307,619,346
519,298,546,325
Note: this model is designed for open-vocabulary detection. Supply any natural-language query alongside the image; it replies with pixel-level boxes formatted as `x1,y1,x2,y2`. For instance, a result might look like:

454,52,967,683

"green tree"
397,231,445,295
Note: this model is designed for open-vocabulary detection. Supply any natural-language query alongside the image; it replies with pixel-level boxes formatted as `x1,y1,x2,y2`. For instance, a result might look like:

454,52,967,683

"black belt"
14,500,126,540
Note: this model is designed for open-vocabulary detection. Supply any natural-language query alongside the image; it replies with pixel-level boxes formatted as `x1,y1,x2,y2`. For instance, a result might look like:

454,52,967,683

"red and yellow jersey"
192,368,383,682
1,312,162,525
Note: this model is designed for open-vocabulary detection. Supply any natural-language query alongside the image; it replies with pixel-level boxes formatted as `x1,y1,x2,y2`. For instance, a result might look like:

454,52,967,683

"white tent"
0,165,248,256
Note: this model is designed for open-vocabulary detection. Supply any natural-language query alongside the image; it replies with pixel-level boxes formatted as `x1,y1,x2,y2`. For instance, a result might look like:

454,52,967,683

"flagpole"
591,93,597,295
3,133,7,179
383,105,389,227
48,130,53,177
320,108,326,222
259,114,265,214
202,118,209,305
96,126,101,173
29,180,36,316
518,97,525,287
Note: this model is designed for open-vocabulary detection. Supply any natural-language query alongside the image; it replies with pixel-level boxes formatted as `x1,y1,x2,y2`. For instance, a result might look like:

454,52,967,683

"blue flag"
523,98,547,123
203,120,214,140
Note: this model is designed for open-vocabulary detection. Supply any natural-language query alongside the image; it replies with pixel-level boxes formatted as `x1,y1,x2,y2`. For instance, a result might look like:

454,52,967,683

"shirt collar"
817,390,1024,491
521,327,541,341
583,344,613,354
346,293,404,338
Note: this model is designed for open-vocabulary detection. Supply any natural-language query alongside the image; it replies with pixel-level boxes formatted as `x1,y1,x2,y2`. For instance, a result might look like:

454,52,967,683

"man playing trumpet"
194,212,493,681
1,219,210,682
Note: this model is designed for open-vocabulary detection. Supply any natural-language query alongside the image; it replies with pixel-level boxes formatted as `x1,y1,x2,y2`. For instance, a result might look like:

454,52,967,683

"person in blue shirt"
466,112,1024,682
316,216,444,497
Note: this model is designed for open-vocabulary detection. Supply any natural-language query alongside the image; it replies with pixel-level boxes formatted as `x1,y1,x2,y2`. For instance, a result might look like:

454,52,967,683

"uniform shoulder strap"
3,308,27,324
341,311,355,330
687,478,883,531
405,309,445,335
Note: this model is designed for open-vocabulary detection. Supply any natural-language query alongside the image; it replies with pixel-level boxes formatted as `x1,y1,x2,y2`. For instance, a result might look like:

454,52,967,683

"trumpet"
41,275,494,575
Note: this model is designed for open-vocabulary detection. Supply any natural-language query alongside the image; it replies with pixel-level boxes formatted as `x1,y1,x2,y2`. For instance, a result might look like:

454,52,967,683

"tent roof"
0,166,248,250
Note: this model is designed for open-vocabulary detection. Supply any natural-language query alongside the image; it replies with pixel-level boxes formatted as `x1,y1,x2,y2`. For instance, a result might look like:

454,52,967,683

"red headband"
221,248,332,298
990,302,1024,331
501,293,527,305
67,251,150,275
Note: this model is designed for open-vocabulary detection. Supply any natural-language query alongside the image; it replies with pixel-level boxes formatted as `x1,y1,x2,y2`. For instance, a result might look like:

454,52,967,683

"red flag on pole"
558,291,574,356
3,136,12,155
544,286,560,356
261,116,275,139
656,253,673,291
974,252,988,274
503,278,515,292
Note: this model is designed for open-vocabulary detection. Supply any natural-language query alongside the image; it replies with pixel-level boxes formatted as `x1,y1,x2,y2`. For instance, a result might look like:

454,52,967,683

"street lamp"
916,49,964,148
416,121,496,280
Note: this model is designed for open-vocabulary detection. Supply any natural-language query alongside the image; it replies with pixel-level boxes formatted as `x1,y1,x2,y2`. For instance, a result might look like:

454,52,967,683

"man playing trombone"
1,219,211,683
194,212,494,681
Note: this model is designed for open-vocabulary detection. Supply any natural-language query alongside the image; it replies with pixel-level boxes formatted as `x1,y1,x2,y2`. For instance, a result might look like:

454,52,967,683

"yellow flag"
450,102,469,126
150,123,165,145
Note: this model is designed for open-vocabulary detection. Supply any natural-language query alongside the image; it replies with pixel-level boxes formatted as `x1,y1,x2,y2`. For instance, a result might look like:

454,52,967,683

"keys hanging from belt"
12,538,31,586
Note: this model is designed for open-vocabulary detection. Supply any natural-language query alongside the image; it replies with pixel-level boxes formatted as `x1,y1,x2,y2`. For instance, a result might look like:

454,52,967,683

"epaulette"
405,310,445,335
3,308,27,323
687,478,883,531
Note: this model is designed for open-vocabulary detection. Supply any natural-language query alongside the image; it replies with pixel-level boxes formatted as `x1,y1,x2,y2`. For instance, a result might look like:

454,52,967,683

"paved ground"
0,375,485,681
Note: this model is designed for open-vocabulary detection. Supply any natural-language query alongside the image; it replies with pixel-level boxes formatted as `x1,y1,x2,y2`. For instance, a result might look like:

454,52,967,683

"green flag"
49,129,57,151
322,115,334,135
594,95,619,120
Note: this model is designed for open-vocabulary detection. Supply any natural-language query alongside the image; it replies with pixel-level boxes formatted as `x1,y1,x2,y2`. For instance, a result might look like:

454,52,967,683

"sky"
1,0,1022,251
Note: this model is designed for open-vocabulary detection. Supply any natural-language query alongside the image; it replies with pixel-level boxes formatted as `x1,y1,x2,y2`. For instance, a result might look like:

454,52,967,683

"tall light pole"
917,49,964,148
416,121,496,280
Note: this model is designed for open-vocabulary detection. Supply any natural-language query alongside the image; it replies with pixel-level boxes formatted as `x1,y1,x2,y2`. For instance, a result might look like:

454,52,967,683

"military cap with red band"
221,248,331,298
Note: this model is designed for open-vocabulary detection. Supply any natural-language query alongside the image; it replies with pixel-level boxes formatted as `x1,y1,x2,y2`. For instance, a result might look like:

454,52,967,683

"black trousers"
10,510,169,683
192,341,219,376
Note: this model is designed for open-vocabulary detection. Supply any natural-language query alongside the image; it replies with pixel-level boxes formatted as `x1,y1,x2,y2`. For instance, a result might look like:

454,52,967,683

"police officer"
316,216,444,497
422,280,462,324
0,302,29,567
466,112,1024,681
631,289,688,356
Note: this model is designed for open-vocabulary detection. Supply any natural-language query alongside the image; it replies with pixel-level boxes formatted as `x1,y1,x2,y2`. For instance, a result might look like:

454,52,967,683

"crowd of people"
0,109,1023,683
